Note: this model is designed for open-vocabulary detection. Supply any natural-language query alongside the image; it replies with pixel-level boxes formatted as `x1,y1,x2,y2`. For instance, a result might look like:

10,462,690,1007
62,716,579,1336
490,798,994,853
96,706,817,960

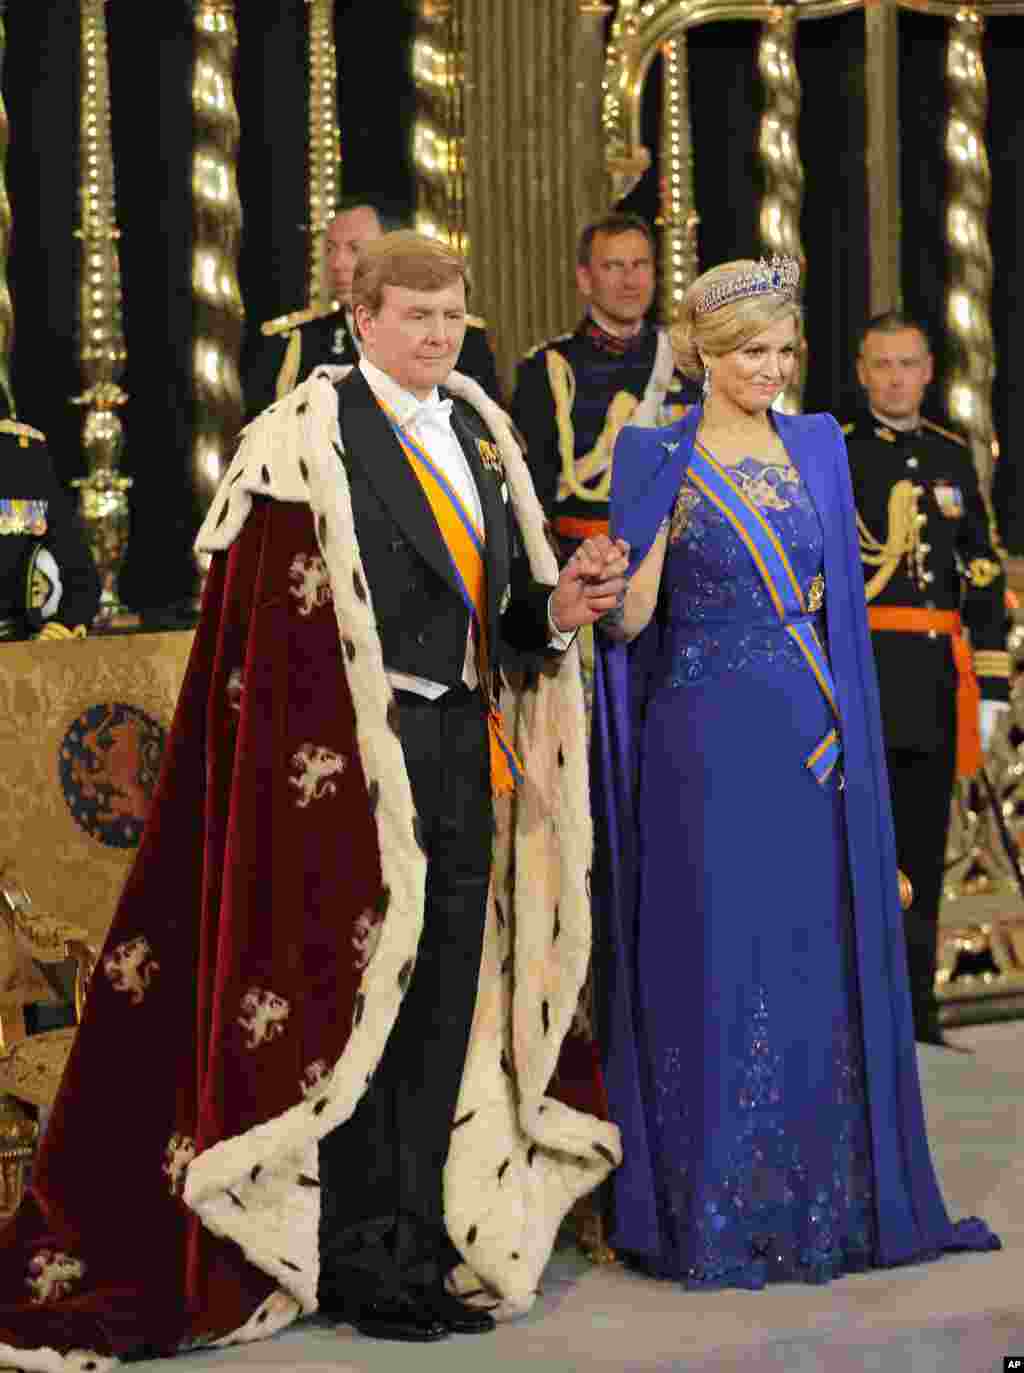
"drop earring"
702,369,712,401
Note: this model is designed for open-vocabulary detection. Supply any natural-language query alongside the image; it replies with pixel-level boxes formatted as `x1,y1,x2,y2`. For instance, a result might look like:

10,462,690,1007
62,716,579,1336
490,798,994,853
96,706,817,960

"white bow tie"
407,396,454,431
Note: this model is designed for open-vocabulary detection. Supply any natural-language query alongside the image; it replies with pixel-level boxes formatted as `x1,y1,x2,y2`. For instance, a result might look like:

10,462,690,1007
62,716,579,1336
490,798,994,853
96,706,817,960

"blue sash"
687,442,841,785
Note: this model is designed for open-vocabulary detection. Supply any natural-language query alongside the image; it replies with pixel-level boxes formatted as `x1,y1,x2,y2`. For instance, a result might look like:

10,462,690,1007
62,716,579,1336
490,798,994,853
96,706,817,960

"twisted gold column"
864,0,902,316
191,0,243,585
306,0,341,308
413,0,463,248
658,34,699,324
0,2,13,417
944,7,996,496
573,3,614,227
757,6,805,411
71,0,134,627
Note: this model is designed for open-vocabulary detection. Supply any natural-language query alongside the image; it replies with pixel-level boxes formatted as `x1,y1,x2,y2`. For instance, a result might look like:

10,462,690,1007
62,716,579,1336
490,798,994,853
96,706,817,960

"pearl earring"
702,370,712,400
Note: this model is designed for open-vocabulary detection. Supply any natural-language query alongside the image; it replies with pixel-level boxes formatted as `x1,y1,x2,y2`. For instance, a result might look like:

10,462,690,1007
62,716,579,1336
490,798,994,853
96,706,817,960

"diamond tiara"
693,256,801,317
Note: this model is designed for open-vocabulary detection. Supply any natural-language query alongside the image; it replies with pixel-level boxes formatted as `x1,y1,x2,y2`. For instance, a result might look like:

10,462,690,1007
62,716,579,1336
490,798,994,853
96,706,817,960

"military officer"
841,311,1009,1046
0,403,100,642
246,199,502,416
511,212,698,555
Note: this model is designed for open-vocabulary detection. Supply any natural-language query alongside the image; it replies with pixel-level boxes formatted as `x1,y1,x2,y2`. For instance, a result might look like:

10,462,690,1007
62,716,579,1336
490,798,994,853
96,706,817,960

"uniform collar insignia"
874,425,897,443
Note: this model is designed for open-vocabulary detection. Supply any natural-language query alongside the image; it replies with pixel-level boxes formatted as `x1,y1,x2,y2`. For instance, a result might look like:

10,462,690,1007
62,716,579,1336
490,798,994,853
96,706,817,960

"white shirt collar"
870,407,919,434
358,357,440,428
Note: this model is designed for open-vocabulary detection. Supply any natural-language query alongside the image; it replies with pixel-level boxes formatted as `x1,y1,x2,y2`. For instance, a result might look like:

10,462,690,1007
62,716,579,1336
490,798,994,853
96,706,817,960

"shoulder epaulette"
261,300,340,337
921,417,968,447
465,313,487,330
522,331,573,362
0,419,45,444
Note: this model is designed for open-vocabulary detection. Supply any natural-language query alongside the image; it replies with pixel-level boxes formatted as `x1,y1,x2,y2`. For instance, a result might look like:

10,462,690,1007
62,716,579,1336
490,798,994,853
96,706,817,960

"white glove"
979,699,1010,753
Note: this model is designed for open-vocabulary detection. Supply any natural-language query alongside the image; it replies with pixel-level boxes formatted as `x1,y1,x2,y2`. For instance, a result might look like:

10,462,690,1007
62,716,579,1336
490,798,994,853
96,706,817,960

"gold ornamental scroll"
0,1,13,417
71,0,135,629
306,0,342,309
413,1,464,250
943,7,995,495
658,34,700,324
757,4,805,411
191,0,244,589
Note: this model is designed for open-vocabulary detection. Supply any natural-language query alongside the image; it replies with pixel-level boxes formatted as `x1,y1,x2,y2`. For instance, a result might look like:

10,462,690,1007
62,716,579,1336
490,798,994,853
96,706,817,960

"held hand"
549,535,630,632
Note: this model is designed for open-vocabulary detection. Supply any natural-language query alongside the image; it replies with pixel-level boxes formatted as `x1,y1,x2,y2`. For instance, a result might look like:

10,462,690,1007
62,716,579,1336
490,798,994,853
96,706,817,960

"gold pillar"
757,6,805,411
864,0,902,315
944,6,995,495
191,0,243,575
658,34,699,325
71,0,134,627
413,1,464,249
573,3,614,228
306,0,342,309
0,1,13,416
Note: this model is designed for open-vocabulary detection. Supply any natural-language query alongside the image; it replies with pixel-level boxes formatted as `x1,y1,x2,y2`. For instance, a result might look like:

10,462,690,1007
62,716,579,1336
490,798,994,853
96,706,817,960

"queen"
591,258,999,1288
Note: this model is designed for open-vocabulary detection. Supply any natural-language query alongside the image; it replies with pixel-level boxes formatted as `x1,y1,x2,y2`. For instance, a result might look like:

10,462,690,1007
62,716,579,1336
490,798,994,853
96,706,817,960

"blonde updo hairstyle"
670,259,803,383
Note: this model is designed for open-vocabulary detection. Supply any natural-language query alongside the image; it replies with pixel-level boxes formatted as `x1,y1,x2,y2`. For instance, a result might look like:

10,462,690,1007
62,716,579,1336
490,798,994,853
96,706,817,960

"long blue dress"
592,406,998,1289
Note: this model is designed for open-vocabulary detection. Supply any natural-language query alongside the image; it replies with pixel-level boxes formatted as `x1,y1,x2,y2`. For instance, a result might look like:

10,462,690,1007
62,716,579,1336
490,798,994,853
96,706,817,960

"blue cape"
591,403,994,1263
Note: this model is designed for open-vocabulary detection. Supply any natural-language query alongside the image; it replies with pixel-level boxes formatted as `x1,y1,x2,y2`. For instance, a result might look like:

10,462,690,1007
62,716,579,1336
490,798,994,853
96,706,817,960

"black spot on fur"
594,1142,616,1165
227,1190,245,1208
586,869,592,899
353,991,365,1027
332,440,345,460
497,1158,510,1181
467,1225,478,1244
495,898,505,931
413,814,427,853
527,1144,538,1167
367,779,380,814
557,744,565,768
296,401,308,415
228,467,245,485
250,1165,262,1182
261,464,270,484
510,1252,520,1260
313,1097,328,1115
457,1287,486,1300
387,700,402,734
297,1174,320,1188
538,1105,546,1114
280,1258,301,1272
317,513,328,545
353,569,367,602
299,457,310,483
256,1310,268,1324
501,954,512,975
541,1000,550,1035
500,1050,512,1077
376,885,391,917
553,906,561,942
452,1110,476,1130
214,501,230,528
343,636,356,662
398,958,414,991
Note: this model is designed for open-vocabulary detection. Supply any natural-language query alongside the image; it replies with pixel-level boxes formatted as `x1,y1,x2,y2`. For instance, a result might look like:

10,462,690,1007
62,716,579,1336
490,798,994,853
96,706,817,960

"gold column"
306,0,341,308
757,5,805,411
573,2,614,227
658,34,699,325
413,1,464,249
0,1,13,416
191,0,243,577
864,0,902,315
71,0,134,627
944,6,995,495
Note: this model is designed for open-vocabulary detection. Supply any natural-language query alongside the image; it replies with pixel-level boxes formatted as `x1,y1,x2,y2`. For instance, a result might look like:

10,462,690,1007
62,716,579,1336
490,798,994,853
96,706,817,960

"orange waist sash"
867,606,981,777
552,514,609,541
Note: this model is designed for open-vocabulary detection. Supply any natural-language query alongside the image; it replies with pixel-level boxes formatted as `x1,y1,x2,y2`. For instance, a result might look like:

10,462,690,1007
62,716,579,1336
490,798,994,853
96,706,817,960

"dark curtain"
4,1,415,619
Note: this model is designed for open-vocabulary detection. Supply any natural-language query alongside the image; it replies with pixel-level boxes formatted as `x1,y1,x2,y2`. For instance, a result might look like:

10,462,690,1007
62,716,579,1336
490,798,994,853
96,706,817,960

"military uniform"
511,317,698,549
0,419,100,641
842,408,1009,1038
246,302,503,418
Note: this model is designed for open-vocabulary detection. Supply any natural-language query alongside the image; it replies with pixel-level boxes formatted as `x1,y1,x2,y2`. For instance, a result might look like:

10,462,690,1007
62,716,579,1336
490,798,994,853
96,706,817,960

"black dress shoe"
419,1285,497,1334
348,1296,450,1342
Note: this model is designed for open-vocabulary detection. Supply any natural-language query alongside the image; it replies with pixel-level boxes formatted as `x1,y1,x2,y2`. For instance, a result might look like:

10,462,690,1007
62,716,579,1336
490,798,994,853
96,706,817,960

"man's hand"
549,535,630,632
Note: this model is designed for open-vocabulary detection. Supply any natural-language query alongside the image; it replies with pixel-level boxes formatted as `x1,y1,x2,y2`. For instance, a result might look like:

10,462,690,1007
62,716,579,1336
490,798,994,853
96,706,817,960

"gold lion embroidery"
289,742,346,808
352,907,384,970
26,1251,86,1304
162,1133,196,1197
104,936,160,1005
238,987,290,1048
300,1059,334,1099
288,552,333,616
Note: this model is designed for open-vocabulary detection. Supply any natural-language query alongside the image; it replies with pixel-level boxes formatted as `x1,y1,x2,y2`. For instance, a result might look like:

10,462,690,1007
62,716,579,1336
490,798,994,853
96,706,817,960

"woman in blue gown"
591,258,998,1289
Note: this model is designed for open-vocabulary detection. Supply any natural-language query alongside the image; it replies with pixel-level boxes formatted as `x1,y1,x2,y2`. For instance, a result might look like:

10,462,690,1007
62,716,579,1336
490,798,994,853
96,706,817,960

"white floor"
133,1022,1024,1373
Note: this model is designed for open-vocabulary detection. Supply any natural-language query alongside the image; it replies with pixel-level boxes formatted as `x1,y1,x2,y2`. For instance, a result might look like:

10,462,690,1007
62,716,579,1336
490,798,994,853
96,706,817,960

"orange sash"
867,606,982,777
